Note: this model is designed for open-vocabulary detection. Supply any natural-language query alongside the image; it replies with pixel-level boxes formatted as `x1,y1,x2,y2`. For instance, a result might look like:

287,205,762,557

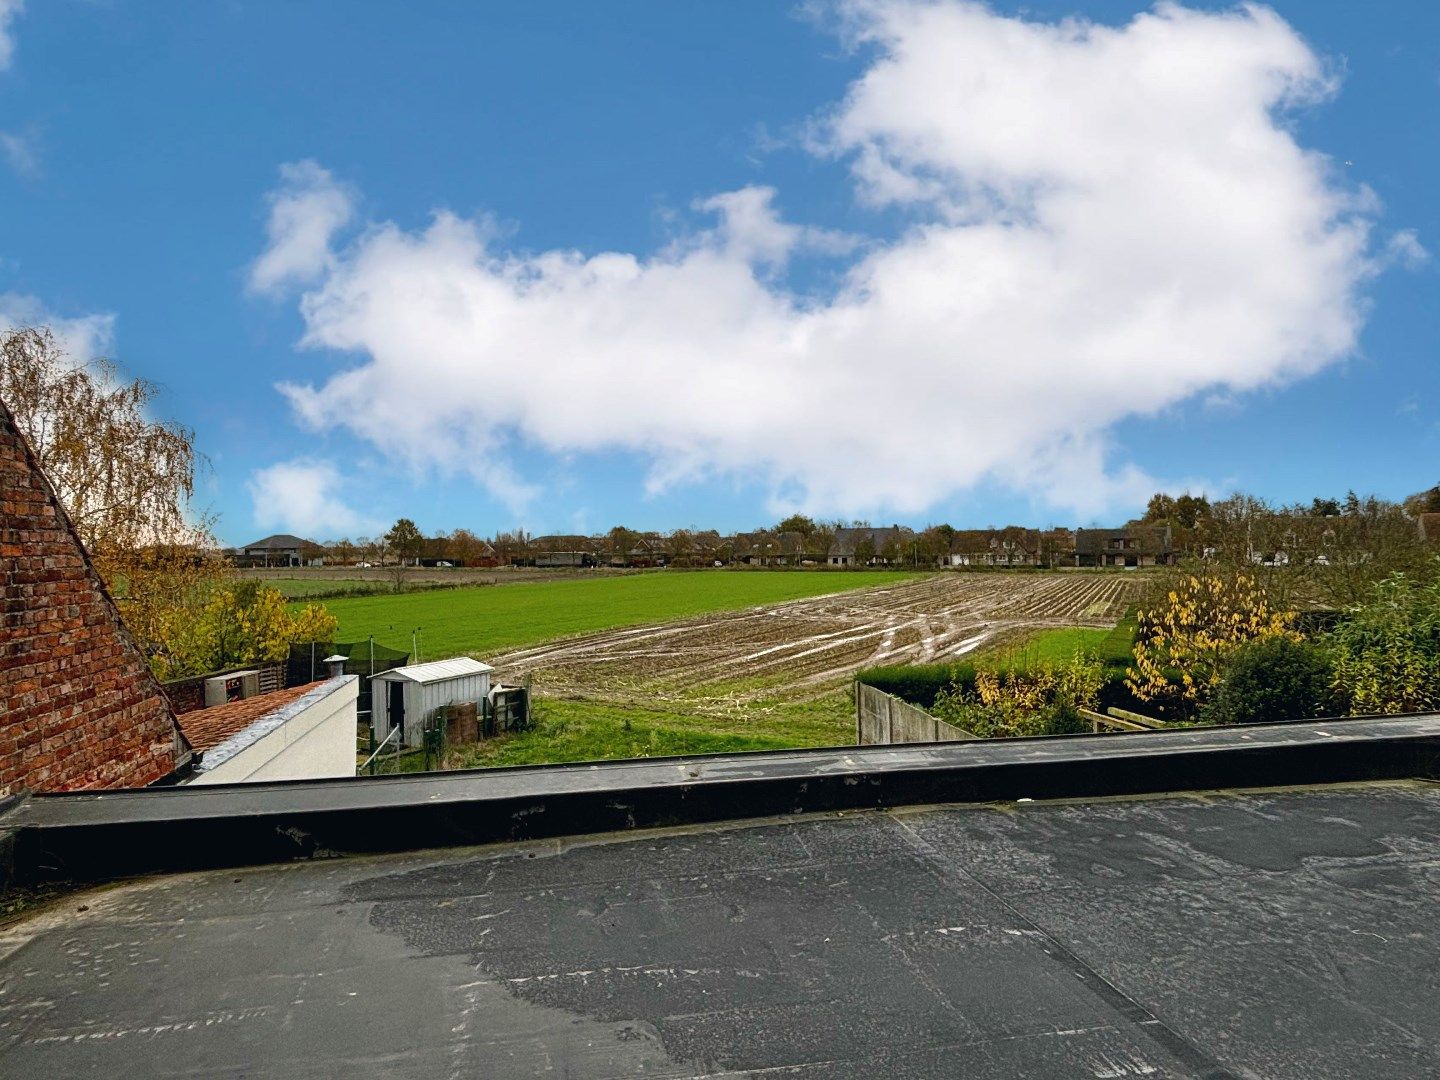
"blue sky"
0,1,1435,546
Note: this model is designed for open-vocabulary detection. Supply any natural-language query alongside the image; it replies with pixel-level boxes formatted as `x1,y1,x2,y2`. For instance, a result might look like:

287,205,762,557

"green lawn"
987,609,1138,669
318,569,919,658
445,694,853,770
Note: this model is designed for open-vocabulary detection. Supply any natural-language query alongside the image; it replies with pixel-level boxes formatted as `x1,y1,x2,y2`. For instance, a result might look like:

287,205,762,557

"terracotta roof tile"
177,682,325,752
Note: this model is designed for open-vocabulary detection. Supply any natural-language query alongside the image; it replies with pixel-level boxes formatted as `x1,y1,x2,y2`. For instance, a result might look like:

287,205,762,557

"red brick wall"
0,400,188,795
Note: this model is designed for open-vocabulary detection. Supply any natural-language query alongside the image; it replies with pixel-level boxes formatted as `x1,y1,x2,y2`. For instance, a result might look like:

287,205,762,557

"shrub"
1328,570,1440,715
1127,572,1298,719
1201,637,1335,726
932,654,1104,739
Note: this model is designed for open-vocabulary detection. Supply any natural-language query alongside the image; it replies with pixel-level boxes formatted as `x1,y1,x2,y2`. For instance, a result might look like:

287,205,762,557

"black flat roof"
2,780,1437,1077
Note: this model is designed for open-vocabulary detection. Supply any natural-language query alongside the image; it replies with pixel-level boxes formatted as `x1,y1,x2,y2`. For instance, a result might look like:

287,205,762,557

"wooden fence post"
855,679,862,746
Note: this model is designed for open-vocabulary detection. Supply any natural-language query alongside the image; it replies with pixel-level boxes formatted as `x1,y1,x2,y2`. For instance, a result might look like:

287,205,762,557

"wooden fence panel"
856,683,976,745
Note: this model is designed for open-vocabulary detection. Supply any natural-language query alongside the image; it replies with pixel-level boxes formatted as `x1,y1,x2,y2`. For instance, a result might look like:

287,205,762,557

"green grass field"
319,570,919,658
263,577,391,599
984,611,1138,669
445,695,852,770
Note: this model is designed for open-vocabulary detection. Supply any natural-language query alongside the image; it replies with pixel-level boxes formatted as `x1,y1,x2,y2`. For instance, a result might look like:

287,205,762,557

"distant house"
736,530,806,566
537,550,597,568
236,534,314,568
528,535,600,569
1074,526,1175,568
1040,528,1077,567
415,536,499,568
828,526,914,567
468,541,501,568
943,528,1043,567
624,536,669,568
667,530,721,567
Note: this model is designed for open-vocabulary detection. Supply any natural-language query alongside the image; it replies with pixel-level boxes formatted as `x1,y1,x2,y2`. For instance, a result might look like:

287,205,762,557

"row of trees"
308,519,1067,569
1135,489,1438,608
312,490,1439,579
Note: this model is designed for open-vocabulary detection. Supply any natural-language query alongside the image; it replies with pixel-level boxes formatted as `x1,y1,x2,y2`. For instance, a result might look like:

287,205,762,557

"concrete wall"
187,676,358,785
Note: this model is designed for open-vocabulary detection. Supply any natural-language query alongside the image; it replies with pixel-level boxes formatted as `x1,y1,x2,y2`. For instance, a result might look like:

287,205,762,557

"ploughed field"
490,572,1136,703
323,570,1143,767
451,572,1142,767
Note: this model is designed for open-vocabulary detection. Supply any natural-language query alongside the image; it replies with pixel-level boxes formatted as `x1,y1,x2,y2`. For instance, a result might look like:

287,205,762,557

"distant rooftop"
241,533,312,550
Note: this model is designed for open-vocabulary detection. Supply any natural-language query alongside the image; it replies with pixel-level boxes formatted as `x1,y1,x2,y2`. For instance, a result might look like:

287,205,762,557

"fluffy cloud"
0,0,21,71
0,293,115,362
248,161,356,296
246,459,380,540
262,1,1383,518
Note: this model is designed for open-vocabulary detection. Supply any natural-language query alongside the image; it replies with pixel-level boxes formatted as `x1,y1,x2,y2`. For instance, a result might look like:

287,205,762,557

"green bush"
1327,570,1440,715
1201,637,1336,726
931,654,1105,739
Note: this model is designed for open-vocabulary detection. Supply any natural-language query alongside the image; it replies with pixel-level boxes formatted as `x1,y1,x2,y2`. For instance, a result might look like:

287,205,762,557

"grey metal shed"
371,657,493,747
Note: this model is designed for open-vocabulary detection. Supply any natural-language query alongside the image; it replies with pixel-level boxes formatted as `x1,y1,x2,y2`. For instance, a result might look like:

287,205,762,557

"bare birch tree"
1,326,224,671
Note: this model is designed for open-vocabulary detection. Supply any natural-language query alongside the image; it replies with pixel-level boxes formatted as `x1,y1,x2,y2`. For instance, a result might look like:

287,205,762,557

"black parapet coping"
3,712,1439,885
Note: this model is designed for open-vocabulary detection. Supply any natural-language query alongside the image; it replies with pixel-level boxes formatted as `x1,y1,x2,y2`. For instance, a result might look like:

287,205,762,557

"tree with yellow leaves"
1127,572,1298,719
153,581,338,680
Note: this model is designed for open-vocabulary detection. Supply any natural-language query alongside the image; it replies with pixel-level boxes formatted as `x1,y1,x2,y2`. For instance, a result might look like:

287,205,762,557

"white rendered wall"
188,676,359,785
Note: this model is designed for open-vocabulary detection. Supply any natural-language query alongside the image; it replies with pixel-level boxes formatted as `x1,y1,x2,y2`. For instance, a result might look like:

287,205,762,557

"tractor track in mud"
489,573,1143,715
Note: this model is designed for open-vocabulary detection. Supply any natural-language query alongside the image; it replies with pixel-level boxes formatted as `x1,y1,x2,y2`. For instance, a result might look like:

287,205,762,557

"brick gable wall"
0,399,188,795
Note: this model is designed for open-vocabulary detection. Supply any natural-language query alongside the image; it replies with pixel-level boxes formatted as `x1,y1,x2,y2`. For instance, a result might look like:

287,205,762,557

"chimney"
323,654,348,679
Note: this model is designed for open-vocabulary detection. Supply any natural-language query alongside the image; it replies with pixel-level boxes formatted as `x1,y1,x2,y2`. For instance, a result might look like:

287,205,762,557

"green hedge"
858,661,979,709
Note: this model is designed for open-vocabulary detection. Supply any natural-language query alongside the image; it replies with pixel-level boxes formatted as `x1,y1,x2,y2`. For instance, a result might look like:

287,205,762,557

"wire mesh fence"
287,639,411,720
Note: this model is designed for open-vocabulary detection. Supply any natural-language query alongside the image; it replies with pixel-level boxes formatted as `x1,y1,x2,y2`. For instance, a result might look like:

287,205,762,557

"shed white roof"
372,657,494,684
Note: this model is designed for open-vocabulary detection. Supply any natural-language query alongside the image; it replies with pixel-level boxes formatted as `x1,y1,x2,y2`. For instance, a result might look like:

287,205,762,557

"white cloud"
0,0,21,71
0,293,115,362
246,458,381,540
0,130,37,176
247,160,356,296
1383,229,1428,270
262,1,1384,518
